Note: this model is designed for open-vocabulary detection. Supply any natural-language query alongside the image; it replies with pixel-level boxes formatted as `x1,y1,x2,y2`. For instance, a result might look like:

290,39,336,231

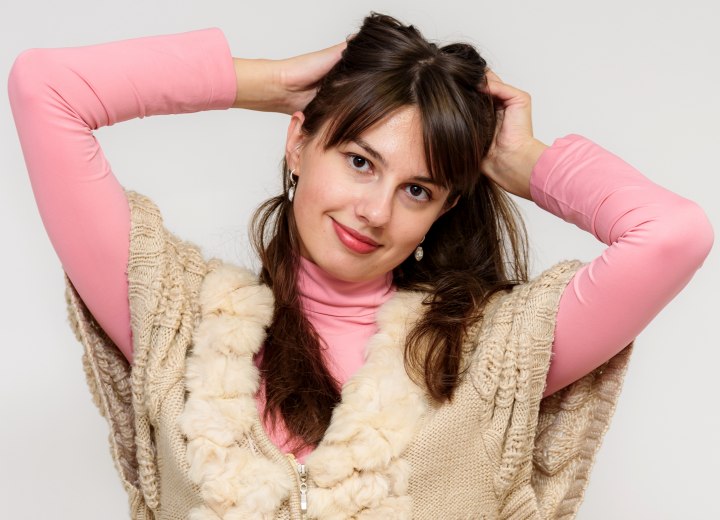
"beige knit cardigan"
64,190,633,520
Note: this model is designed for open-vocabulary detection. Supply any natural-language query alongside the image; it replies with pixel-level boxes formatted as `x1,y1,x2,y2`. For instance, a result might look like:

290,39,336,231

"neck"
296,256,395,326
295,255,396,382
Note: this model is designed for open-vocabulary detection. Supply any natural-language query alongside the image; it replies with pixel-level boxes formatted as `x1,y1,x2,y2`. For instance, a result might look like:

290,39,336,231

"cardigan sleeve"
64,189,209,517
529,262,634,518
467,259,634,519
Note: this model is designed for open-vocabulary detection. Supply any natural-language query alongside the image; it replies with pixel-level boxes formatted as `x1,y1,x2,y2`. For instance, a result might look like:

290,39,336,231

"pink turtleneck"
8,28,714,464
296,256,396,382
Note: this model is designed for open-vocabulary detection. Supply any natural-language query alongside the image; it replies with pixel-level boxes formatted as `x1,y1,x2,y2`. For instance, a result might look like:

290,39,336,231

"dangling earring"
414,236,425,261
288,169,298,202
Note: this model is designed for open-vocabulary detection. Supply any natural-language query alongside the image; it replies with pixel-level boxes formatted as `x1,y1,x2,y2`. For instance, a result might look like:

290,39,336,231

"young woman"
8,12,713,520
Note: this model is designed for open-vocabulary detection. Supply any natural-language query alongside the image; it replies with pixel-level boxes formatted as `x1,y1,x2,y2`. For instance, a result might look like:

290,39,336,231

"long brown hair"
251,13,529,451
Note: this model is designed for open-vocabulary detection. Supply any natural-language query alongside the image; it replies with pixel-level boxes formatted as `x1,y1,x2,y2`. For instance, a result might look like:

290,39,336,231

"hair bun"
440,43,486,69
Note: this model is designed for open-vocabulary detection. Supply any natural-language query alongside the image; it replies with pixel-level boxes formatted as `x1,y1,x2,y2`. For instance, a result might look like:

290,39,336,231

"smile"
331,219,380,254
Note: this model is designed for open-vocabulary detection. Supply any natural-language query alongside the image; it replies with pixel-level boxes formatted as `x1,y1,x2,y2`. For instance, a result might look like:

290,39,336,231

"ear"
285,111,306,172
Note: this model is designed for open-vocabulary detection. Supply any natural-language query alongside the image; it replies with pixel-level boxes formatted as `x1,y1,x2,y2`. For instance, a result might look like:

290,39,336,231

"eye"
405,184,431,202
346,153,372,173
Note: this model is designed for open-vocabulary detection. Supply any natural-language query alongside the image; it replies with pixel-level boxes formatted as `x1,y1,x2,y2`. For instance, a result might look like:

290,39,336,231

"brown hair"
251,13,529,451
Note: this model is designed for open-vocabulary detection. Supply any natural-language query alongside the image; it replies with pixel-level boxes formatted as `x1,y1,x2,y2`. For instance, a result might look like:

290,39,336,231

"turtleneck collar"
296,256,396,325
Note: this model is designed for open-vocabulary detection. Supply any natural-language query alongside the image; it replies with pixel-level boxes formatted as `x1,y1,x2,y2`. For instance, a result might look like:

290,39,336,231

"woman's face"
286,106,456,282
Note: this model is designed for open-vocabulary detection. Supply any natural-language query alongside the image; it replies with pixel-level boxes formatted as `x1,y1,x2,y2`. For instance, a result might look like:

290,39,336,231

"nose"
355,182,393,228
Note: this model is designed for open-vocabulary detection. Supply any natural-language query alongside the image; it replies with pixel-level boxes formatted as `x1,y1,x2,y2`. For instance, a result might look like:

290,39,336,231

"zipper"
298,462,308,516
287,454,308,519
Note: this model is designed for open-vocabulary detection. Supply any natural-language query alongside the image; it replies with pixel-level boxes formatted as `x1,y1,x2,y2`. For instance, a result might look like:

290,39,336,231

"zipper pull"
298,463,308,515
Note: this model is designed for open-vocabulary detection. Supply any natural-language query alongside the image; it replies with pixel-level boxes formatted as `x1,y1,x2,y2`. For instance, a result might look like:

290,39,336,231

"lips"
331,219,380,254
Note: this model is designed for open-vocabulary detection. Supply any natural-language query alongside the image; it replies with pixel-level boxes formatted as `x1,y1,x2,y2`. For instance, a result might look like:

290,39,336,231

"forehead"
366,106,423,147
335,106,427,169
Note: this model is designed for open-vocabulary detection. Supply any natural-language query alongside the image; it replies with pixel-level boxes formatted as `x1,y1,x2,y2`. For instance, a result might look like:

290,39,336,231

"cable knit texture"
64,189,634,519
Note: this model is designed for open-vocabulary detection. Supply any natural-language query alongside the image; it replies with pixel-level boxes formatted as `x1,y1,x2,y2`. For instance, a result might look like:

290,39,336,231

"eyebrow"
352,138,387,166
408,175,440,186
351,138,442,187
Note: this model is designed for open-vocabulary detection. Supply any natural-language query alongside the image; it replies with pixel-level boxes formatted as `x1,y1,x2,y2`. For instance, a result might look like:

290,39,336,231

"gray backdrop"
2,0,718,518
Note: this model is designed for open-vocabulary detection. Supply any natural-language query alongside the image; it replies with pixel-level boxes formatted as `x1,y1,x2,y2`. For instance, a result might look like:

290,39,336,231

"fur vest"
64,190,633,519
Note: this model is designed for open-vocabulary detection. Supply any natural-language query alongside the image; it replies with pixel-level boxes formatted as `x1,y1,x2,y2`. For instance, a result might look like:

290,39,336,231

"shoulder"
125,189,267,309
480,259,586,325
464,259,586,398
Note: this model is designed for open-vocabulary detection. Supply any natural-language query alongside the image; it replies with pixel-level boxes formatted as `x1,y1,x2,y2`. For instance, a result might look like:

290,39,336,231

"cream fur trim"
179,262,293,519
305,292,430,519
178,262,431,519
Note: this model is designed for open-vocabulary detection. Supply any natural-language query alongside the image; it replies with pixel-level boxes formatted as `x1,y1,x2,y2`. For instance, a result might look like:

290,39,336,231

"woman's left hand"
479,70,548,201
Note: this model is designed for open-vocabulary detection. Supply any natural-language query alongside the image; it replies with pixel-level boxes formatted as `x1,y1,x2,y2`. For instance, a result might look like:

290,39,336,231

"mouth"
331,219,380,254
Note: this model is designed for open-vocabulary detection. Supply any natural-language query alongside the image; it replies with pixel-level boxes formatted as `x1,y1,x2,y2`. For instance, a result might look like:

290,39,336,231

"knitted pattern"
64,190,634,519
65,276,151,518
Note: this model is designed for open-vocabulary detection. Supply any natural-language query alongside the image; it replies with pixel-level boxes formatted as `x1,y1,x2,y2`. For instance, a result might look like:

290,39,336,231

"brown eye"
347,154,371,172
409,185,423,197
405,184,430,202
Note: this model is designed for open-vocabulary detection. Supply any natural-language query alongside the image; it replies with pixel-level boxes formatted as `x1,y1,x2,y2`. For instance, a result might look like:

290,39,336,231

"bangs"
317,74,411,159
311,68,493,195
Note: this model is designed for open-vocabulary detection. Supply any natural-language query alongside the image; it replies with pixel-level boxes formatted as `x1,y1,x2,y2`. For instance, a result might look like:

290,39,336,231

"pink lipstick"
331,219,380,254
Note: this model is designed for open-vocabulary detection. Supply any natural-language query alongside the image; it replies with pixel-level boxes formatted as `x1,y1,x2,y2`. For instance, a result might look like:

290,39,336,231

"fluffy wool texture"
64,190,634,519
179,264,294,520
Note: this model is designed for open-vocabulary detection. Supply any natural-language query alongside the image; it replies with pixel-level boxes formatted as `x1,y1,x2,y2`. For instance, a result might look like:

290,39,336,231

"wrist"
500,139,548,201
232,58,281,111
521,139,549,179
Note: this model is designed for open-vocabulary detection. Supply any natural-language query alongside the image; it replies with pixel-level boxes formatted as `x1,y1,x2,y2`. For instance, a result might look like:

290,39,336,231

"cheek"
292,168,349,243
396,226,427,255
295,177,353,218
392,209,439,245
295,156,356,215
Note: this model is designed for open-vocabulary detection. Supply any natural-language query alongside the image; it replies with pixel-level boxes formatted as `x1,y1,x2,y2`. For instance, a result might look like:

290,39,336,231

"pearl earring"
414,236,425,261
288,169,298,202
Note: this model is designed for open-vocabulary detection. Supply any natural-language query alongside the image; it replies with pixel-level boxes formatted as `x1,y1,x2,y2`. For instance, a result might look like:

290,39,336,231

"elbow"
8,48,54,108
656,200,714,269
679,201,714,266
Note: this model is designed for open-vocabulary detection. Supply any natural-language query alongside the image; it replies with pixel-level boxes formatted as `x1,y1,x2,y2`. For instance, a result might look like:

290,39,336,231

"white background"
1,0,718,518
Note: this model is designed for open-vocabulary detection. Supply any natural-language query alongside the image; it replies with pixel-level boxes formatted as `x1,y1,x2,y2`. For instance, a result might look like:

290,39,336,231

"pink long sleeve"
8,28,237,362
533,135,714,396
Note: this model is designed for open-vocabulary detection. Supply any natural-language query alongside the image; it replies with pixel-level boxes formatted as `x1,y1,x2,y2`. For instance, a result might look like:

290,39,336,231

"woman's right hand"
232,41,347,114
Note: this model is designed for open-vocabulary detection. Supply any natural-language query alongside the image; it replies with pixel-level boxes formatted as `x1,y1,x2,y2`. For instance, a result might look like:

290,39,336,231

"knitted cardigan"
64,190,633,520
